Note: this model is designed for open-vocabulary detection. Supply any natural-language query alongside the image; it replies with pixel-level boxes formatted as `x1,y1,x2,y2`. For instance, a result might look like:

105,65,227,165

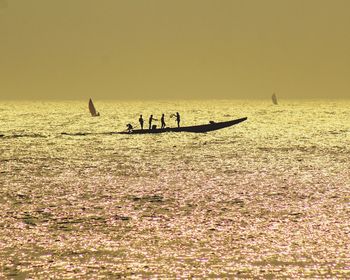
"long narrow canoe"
118,117,247,134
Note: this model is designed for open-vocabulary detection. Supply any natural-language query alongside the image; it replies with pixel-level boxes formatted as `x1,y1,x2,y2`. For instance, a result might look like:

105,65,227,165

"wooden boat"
118,117,247,134
89,98,100,117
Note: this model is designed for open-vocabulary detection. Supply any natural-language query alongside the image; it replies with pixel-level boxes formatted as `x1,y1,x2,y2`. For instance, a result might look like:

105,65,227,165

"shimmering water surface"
0,100,349,278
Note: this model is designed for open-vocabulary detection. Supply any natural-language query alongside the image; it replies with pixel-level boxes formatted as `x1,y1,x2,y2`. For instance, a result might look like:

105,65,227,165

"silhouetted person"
175,112,180,128
126,123,133,132
139,115,144,130
161,114,166,129
149,115,157,129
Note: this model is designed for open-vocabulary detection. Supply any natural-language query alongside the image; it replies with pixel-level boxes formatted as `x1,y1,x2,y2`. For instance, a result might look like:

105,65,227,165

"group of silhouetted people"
127,112,180,132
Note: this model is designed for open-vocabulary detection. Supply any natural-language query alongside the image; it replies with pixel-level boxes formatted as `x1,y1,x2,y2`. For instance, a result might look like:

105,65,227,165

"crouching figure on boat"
126,123,133,133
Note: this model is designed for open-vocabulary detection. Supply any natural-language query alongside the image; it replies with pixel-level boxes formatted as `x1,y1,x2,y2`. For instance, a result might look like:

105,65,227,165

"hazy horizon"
1,96,349,102
1,0,350,100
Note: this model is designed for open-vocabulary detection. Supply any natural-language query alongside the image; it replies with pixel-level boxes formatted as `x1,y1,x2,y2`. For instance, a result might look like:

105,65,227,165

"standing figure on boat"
139,115,144,130
175,112,180,128
149,115,157,130
161,114,166,129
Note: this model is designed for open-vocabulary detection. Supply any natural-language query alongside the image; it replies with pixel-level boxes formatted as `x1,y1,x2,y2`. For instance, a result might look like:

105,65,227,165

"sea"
0,100,349,278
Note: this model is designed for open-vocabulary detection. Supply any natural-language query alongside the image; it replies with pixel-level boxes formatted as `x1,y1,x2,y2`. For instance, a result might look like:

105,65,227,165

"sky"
0,0,349,100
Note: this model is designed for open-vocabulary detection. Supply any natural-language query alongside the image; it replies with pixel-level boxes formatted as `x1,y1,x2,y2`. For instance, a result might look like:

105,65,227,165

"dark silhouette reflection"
161,114,166,129
139,115,144,130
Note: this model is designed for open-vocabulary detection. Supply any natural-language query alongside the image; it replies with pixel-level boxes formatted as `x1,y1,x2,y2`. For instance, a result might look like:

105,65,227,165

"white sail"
89,98,99,116
272,93,278,105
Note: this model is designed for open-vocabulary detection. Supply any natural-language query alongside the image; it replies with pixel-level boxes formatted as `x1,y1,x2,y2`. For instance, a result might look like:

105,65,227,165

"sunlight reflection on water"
0,100,349,278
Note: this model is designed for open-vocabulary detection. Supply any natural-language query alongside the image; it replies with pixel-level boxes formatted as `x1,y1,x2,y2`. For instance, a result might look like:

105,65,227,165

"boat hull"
118,117,247,134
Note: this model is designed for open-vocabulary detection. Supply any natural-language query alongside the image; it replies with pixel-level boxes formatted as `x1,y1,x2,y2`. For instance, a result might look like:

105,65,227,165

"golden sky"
0,0,349,100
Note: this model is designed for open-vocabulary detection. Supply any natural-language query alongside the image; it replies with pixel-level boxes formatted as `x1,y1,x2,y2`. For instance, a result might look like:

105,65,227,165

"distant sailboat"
272,93,278,105
89,98,100,117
